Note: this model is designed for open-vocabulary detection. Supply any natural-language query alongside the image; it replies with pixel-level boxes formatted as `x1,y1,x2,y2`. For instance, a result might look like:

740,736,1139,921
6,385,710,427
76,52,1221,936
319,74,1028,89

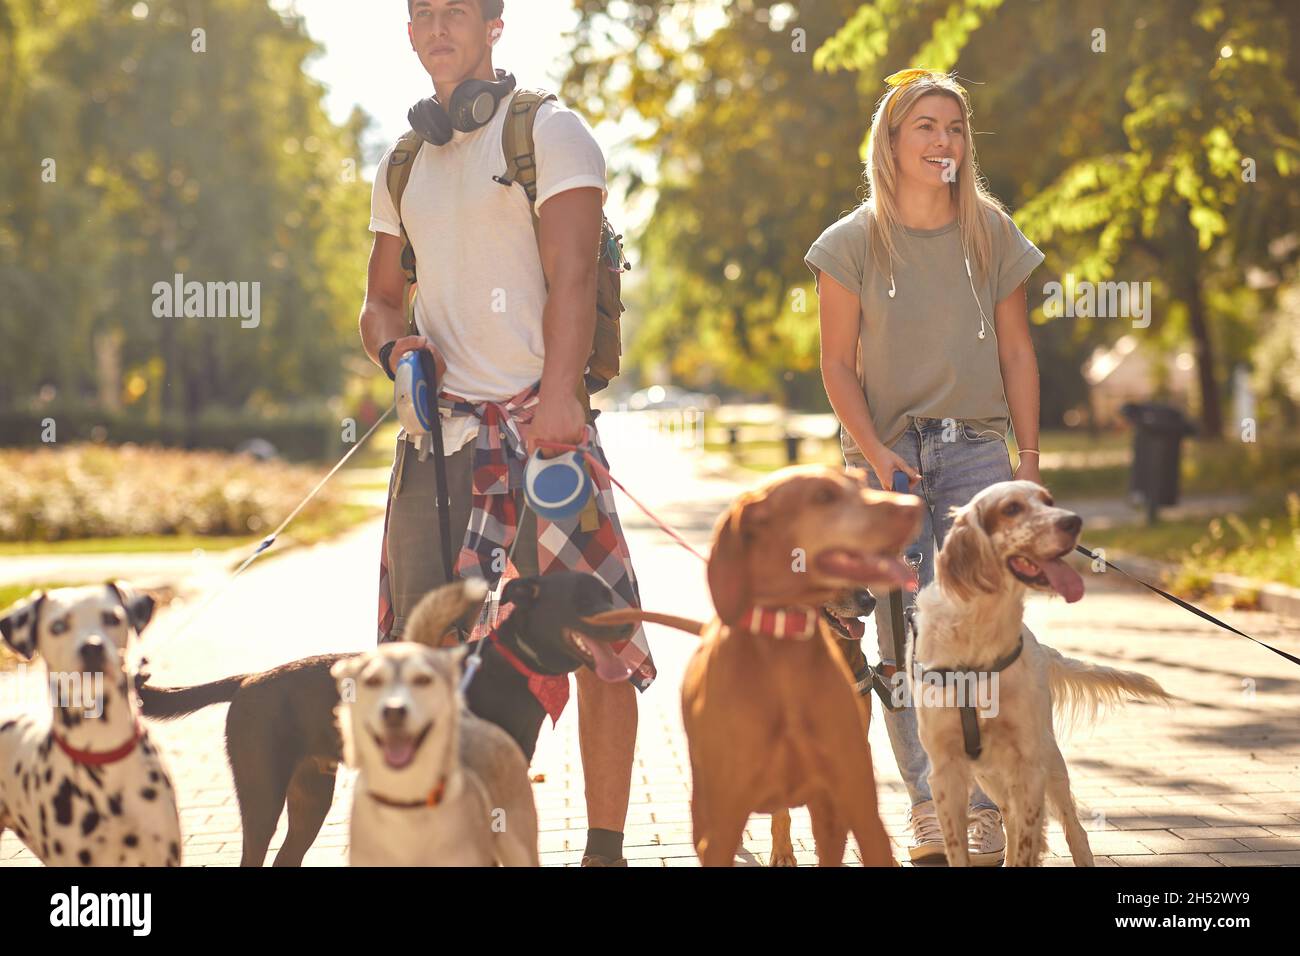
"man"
359,0,652,867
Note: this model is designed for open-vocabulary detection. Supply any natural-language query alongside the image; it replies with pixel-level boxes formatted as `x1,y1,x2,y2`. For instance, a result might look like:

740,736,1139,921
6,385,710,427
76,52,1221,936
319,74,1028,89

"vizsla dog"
682,465,923,866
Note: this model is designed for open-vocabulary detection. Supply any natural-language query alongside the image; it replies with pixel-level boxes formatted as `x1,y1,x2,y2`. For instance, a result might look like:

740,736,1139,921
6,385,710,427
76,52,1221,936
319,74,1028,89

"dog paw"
768,850,798,867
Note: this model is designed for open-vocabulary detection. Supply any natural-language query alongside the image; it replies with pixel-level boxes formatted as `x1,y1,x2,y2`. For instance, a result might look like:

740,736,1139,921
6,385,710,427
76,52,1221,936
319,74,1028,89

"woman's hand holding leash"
863,440,921,493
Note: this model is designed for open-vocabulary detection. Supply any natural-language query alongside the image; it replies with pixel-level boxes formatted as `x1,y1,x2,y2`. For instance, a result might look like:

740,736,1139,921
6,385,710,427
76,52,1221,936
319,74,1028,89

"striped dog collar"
740,606,820,641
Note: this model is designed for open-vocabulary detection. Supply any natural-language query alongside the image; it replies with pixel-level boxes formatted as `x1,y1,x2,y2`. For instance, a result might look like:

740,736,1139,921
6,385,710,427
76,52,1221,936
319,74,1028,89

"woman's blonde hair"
861,71,1008,280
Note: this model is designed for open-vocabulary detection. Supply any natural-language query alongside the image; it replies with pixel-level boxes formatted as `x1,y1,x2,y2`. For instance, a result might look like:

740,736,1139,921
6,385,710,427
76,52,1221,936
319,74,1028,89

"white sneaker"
906,800,947,863
968,807,1006,866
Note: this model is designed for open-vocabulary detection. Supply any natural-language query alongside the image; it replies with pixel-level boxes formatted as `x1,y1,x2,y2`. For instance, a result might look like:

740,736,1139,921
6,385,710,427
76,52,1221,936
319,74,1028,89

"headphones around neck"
408,69,517,146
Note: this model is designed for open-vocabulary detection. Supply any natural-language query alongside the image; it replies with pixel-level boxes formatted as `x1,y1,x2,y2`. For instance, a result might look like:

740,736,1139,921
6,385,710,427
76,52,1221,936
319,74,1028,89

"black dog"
139,572,634,866
823,588,877,696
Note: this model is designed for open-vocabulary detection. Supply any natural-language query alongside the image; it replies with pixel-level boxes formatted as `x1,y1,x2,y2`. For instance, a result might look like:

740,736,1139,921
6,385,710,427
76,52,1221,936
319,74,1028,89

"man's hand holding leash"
524,389,586,458
384,334,447,383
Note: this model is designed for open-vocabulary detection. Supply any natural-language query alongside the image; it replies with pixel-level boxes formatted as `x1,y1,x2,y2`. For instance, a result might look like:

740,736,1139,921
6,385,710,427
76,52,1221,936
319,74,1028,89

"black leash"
1074,544,1300,667
886,472,914,692
417,349,455,585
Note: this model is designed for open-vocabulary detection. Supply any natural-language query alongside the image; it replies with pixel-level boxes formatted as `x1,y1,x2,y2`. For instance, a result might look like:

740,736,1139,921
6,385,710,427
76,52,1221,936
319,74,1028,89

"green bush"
0,445,347,542
0,404,351,462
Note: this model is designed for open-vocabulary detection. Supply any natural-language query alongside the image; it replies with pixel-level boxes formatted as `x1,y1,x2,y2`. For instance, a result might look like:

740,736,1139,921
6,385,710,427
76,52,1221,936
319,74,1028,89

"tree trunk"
1176,215,1223,438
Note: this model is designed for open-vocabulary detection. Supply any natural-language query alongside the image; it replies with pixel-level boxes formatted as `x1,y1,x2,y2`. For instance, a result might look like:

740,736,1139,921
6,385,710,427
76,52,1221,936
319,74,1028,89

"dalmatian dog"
0,583,182,866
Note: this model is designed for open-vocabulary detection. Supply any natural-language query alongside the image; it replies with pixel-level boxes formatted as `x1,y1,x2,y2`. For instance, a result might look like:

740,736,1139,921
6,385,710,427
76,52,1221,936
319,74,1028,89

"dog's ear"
107,581,156,634
331,654,364,687
937,505,1002,602
708,493,767,624
502,577,542,608
0,591,45,661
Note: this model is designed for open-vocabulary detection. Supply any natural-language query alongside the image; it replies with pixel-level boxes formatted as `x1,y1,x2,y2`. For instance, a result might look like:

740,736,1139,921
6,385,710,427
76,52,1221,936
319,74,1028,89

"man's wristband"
1018,449,1041,457
378,341,398,382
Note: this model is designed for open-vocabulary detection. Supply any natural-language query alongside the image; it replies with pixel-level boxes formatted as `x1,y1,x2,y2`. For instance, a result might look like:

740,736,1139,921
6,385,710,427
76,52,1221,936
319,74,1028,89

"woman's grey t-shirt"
805,204,1044,455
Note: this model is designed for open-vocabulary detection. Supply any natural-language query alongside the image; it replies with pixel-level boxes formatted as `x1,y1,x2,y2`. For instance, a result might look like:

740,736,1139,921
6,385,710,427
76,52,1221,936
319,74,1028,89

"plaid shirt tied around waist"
377,381,655,708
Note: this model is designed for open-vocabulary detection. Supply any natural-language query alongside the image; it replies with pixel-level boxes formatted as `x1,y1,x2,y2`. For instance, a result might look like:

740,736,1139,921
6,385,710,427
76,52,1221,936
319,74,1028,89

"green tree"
0,0,371,437
819,0,1300,437
566,0,869,405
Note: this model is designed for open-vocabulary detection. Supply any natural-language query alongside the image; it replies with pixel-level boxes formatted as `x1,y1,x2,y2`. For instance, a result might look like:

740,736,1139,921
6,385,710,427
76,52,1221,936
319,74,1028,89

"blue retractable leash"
397,347,595,682
524,446,593,520
394,349,455,585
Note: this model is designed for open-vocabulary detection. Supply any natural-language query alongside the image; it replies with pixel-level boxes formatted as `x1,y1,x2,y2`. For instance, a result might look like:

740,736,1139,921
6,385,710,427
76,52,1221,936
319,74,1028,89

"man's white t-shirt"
370,95,608,406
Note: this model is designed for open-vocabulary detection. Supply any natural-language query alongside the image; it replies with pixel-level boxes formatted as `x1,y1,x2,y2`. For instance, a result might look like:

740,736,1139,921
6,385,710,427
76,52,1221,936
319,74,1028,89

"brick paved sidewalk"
529,559,1300,867
3,419,1298,866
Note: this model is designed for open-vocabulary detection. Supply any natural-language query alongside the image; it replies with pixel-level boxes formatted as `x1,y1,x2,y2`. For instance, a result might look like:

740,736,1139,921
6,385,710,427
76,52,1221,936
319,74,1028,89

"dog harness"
366,777,447,810
739,606,820,641
52,720,144,767
913,635,1024,760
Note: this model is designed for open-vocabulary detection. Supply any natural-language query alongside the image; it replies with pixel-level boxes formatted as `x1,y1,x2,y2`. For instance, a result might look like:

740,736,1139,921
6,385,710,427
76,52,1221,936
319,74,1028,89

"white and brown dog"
0,583,182,866
332,591,538,867
913,481,1172,867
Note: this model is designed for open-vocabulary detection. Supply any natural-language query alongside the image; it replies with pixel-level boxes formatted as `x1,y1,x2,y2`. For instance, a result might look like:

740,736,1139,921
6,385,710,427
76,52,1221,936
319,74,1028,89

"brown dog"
769,589,878,866
682,465,923,866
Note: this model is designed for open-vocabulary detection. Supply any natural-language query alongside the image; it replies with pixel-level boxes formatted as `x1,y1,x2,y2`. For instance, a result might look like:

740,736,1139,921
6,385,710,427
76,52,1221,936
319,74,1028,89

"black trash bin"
1120,402,1197,523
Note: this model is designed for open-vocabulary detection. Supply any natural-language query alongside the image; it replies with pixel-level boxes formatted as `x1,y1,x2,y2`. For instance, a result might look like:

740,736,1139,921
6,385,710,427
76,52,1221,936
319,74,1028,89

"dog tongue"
588,639,633,682
383,739,416,769
1041,557,1085,603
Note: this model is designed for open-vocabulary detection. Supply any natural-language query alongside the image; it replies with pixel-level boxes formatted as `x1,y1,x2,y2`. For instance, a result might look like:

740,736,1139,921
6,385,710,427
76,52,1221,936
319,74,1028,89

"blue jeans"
847,417,1013,810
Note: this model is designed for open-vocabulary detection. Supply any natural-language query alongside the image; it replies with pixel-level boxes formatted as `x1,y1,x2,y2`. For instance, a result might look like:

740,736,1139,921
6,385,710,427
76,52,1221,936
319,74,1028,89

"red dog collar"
487,629,570,724
368,777,447,810
740,606,820,641
52,721,144,766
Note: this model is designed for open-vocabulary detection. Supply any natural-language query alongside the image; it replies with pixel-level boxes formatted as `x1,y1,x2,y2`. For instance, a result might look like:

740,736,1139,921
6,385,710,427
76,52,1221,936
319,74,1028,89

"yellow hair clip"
884,68,959,122
884,68,942,88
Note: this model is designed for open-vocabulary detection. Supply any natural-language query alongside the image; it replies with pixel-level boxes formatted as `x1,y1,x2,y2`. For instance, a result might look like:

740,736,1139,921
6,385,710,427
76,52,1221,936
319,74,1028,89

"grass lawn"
1,582,70,670
0,502,381,559
0,582,69,613
1080,493,1300,592
0,535,251,557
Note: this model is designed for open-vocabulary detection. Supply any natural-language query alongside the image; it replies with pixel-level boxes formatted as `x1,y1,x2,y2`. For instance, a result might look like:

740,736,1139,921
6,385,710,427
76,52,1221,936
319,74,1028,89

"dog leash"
458,527,525,695
164,407,395,641
1074,544,1300,667
457,431,704,695
533,439,709,564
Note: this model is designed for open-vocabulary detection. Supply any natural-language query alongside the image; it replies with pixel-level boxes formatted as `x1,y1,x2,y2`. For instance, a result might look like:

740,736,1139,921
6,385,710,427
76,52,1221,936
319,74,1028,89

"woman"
805,69,1045,866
